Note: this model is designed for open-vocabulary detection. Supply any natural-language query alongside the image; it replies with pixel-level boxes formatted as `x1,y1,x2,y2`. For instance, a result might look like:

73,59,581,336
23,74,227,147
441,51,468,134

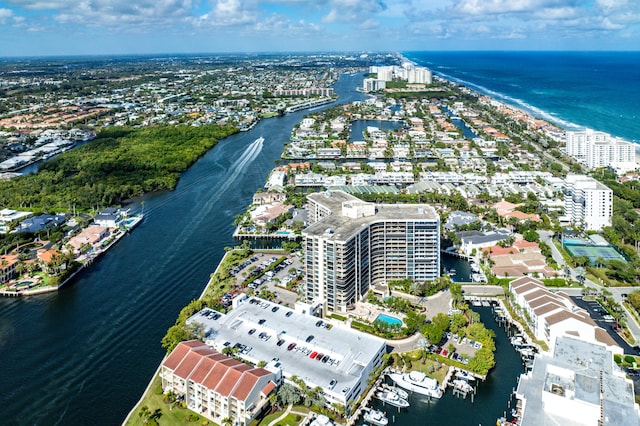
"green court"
563,240,627,265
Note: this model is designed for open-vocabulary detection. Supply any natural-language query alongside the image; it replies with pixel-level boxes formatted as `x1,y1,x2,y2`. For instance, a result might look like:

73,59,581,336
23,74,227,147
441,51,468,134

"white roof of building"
187,297,385,401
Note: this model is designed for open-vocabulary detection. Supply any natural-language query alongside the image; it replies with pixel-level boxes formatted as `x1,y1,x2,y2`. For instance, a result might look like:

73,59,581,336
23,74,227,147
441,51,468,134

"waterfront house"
94,208,125,228
0,254,19,283
67,226,110,254
161,340,276,426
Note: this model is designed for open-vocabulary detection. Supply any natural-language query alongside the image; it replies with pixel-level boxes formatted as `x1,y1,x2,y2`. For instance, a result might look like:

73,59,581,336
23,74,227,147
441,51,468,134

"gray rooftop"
516,336,640,426
304,190,439,242
187,297,386,400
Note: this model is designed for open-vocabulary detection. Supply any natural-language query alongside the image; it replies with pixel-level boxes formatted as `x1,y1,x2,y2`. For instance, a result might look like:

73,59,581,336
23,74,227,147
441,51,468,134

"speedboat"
363,409,388,426
455,370,476,382
388,371,443,399
452,379,474,393
375,390,410,408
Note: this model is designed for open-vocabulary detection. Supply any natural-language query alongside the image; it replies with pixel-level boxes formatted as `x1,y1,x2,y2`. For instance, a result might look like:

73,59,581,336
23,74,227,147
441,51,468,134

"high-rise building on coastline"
303,190,440,313
367,63,433,87
565,129,637,174
362,78,386,92
563,174,612,231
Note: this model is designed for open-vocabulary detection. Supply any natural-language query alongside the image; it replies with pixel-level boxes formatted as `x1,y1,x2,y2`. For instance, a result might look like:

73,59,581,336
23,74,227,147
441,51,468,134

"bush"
614,354,622,364
625,355,636,364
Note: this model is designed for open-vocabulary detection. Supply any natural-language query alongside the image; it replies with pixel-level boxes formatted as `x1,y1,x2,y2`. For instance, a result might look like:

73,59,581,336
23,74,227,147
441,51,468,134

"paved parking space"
571,296,636,354
229,251,304,309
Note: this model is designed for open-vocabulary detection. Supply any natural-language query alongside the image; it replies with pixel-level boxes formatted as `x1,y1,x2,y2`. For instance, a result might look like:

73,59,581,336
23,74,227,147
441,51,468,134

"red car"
310,351,318,359
441,349,448,357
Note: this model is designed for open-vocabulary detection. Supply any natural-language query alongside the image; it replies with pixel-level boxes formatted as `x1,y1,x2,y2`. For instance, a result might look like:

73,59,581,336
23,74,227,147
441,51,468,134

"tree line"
0,124,238,213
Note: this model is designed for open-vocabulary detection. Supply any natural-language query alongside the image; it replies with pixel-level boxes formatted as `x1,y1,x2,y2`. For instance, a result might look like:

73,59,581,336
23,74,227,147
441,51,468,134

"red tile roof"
163,341,274,402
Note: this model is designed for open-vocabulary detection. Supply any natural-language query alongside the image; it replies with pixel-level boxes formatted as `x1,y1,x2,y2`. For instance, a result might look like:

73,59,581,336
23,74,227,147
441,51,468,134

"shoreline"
0,214,143,298
123,249,234,425
400,52,640,145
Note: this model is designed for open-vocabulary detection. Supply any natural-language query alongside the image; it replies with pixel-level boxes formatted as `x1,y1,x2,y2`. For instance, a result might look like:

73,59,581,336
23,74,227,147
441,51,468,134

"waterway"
0,73,366,425
367,306,525,425
349,119,403,142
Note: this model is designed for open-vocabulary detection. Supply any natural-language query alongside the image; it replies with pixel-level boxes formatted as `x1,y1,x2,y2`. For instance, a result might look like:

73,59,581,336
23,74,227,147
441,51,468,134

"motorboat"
382,384,408,399
388,371,443,399
452,379,474,393
363,409,388,426
375,390,410,408
455,370,476,382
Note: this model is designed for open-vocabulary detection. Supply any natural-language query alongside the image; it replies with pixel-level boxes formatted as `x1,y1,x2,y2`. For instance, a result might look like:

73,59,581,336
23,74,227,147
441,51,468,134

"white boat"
455,370,476,382
388,386,408,400
375,390,410,408
452,379,474,393
363,409,388,426
388,371,443,399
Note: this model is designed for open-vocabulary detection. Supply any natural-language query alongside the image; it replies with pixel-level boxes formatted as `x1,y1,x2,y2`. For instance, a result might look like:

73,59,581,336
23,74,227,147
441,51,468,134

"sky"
0,0,639,56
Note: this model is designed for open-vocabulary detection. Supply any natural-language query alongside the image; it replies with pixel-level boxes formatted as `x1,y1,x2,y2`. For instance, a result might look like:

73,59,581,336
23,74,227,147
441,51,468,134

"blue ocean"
405,51,640,143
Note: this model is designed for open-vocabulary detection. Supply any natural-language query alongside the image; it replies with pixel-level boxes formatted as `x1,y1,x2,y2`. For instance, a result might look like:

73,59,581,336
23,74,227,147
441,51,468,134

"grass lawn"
253,406,310,426
391,351,448,384
126,374,215,426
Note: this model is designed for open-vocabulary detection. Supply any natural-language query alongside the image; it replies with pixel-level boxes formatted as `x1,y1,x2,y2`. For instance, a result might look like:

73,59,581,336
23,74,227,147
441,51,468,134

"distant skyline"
1,0,639,57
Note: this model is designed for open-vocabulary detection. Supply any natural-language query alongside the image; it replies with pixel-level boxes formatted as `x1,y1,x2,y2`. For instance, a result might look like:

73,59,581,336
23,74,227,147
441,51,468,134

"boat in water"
383,384,408,400
455,370,476,382
363,409,388,426
375,390,410,408
452,379,474,393
388,371,443,399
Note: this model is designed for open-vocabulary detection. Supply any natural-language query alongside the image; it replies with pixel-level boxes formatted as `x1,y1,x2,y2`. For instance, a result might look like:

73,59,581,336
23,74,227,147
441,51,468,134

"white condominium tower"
565,129,636,173
303,190,440,313
564,174,613,231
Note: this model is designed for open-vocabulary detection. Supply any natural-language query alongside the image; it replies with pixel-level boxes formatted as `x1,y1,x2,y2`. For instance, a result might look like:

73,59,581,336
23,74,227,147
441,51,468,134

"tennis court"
563,240,627,265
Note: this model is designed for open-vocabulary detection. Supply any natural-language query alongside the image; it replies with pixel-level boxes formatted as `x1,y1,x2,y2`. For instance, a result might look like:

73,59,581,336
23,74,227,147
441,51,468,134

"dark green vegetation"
0,124,237,212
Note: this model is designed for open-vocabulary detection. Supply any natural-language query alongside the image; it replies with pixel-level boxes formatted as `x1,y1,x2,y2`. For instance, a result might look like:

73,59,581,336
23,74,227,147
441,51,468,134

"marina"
366,306,525,426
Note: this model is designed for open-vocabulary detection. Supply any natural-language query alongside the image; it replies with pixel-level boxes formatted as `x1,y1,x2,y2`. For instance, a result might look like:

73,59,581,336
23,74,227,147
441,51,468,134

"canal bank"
366,306,524,426
0,73,366,425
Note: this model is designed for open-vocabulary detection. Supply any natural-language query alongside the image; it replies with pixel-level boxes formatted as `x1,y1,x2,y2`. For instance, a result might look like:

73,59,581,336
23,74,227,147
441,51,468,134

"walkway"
267,404,292,426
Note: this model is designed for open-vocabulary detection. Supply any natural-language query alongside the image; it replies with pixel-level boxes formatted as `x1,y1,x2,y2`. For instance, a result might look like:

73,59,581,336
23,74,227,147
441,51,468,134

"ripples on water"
0,73,365,425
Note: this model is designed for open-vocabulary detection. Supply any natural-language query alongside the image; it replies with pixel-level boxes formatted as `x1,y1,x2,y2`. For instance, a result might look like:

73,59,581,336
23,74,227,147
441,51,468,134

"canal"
367,306,524,426
0,73,365,425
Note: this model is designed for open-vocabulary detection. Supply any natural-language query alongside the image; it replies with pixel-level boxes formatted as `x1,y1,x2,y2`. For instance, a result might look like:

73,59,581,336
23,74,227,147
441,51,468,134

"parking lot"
428,332,481,365
228,251,303,308
570,296,638,354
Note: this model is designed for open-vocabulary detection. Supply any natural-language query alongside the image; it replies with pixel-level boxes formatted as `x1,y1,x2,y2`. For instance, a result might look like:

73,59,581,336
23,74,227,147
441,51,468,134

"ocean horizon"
405,51,640,144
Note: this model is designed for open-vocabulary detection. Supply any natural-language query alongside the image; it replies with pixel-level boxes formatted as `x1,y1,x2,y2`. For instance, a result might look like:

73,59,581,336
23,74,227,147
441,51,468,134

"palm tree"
221,417,233,426
417,337,430,364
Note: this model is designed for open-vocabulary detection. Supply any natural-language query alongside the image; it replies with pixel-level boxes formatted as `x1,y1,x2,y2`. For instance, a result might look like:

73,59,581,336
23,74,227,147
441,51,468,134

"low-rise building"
187,299,386,409
509,277,619,353
161,340,276,426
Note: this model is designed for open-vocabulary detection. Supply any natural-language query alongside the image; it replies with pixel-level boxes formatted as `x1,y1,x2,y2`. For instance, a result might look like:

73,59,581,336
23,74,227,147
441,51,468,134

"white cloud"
453,0,574,15
322,0,387,23
0,9,13,24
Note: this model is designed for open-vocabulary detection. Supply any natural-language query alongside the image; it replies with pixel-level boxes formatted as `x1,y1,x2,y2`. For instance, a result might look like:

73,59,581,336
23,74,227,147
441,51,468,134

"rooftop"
187,297,386,400
304,190,438,242
517,336,640,426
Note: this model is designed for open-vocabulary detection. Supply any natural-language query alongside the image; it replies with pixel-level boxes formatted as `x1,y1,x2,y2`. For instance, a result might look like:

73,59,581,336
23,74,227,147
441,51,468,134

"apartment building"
563,174,612,231
565,129,636,173
161,340,276,426
509,277,619,353
303,190,440,313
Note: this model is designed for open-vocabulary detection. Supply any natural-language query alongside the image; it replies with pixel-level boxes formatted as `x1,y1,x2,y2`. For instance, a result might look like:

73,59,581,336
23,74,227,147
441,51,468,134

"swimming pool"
375,313,403,327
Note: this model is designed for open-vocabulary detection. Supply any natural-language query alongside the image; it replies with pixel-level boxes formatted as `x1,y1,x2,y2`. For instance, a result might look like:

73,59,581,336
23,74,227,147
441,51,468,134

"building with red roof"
161,340,276,425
